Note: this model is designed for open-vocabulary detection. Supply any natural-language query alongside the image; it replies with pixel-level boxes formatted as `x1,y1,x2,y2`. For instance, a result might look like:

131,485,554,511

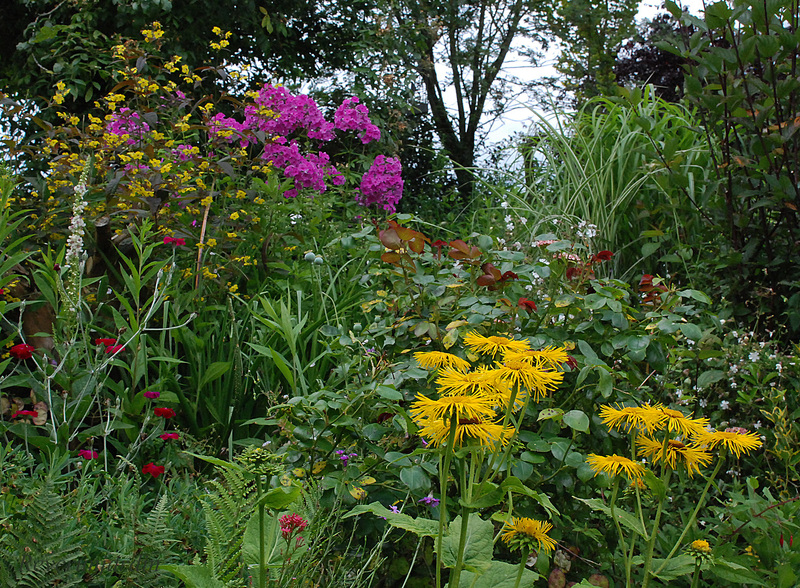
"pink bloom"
279,513,308,540
78,449,99,460
11,410,38,419
10,344,35,360
159,432,180,440
154,407,176,418
357,155,403,213
144,390,160,399
142,462,165,478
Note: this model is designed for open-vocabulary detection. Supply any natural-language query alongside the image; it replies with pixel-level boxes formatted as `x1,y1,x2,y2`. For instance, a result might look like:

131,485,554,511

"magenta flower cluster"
357,155,403,213
202,84,400,209
105,108,150,145
334,97,381,144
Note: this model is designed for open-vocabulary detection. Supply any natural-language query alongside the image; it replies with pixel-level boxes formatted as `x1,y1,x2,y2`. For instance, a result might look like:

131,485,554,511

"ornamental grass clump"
584,402,763,587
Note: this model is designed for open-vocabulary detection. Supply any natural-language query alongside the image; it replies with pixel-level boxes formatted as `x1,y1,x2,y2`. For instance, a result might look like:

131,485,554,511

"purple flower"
335,450,358,467
357,155,403,213
334,96,381,144
144,390,160,399
389,505,401,514
105,108,150,145
418,495,440,507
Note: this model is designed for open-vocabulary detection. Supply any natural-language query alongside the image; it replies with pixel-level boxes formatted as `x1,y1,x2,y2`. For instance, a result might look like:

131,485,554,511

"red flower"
78,449,99,460
142,462,165,478
163,236,186,247
10,344,34,360
564,355,579,370
143,390,160,399
591,250,614,262
11,410,38,419
95,338,118,346
518,298,537,312
154,407,176,418
279,513,308,540
640,274,655,288
104,345,124,354
159,432,180,440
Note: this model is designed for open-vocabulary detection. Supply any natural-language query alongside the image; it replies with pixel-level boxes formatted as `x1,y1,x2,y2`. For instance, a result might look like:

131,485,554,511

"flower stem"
436,419,458,588
641,466,673,588
512,547,530,588
449,506,472,588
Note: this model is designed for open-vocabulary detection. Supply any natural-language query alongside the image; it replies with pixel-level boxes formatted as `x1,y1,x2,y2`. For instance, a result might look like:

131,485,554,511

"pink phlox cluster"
358,155,403,213
246,84,334,141
263,141,343,198
105,108,150,145
173,144,197,162
207,112,247,143
334,97,381,144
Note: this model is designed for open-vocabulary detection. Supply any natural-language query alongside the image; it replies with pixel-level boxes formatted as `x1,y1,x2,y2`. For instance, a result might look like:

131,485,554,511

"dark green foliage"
662,0,800,340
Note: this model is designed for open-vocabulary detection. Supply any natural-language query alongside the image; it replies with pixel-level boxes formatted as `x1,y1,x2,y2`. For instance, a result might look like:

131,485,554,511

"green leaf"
678,289,711,304
641,242,660,258
344,503,439,537
563,410,589,432
256,485,301,510
709,559,769,586
198,361,231,389
597,368,613,398
679,323,703,342
697,369,725,389
458,560,539,588
438,514,494,573
648,555,697,581
400,465,430,492
376,385,403,400
459,482,503,509
159,564,226,588
574,498,645,537
537,408,563,421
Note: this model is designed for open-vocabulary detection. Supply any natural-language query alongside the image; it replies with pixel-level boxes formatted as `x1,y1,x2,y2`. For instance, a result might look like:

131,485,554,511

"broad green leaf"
256,485,301,510
538,408,563,421
198,361,231,390
697,369,725,389
458,560,539,587
709,559,769,586
400,465,431,492
563,410,589,432
648,555,697,581
679,323,703,342
159,564,226,588
438,514,493,573
344,502,439,537
575,498,645,537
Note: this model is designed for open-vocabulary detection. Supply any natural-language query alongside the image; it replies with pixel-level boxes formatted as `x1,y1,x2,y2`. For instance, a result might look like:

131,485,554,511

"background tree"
615,13,688,102
548,0,641,101
377,0,550,208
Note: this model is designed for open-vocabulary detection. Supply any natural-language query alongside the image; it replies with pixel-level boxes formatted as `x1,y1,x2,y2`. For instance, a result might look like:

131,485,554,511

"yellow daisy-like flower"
500,517,556,554
435,366,498,396
463,332,531,358
416,416,513,448
697,428,762,459
586,454,647,480
504,346,569,370
690,539,712,554
636,436,713,477
494,360,563,402
414,351,471,372
409,394,495,424
659,407,709,438
599,403,663,435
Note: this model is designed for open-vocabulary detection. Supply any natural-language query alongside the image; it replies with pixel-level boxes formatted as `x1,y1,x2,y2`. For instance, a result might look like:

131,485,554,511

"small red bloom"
142,462,165,478
564,355,579,370
143,390,160,399
11,410,38,419
279,513,308,540
10,344,34,360
163,236,186,247
95,338,118,346
78,449,99,460
104,345,124,354
518,297,537,312
591,250,614,262
154,407,176,418
159,432,180,440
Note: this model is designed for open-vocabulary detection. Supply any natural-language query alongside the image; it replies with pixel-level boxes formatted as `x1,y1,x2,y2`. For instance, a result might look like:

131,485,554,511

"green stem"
654,453,725,576
690,559,702,588
257,475,266,588
607,478,633,587
436,419,458,588
449,506,472,588
641,465,673,588
512,547,530,588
